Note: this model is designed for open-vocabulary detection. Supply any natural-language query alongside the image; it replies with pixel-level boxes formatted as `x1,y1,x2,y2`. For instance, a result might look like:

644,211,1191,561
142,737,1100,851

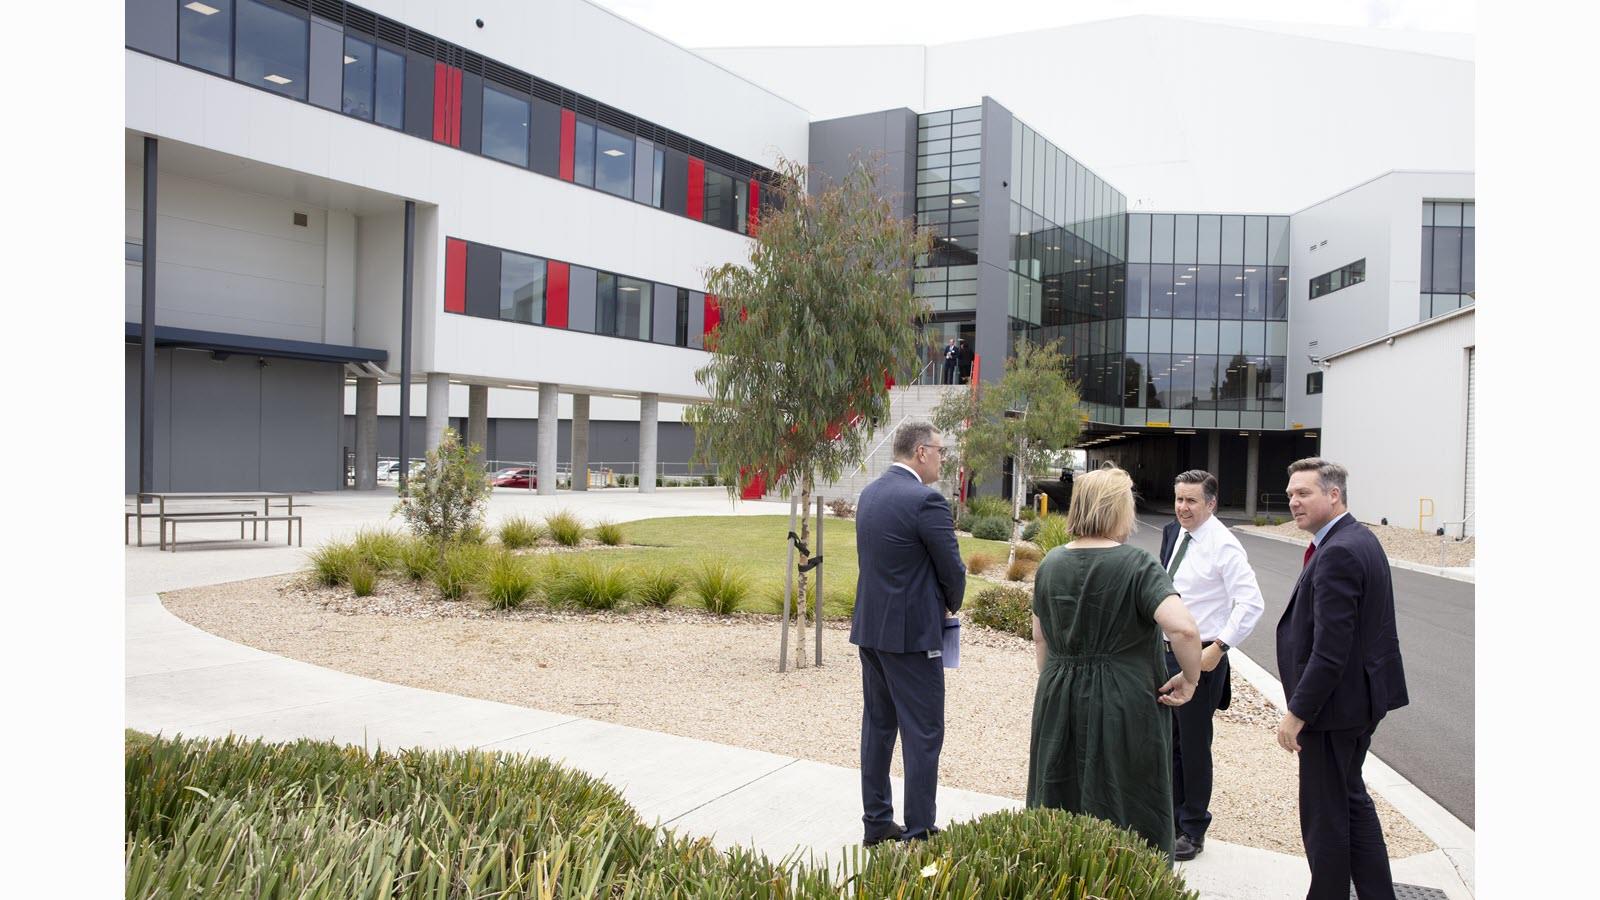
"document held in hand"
942,617,961,669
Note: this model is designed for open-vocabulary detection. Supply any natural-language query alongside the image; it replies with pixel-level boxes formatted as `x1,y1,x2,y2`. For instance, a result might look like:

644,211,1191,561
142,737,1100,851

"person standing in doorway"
1158,470,1265,860
957,339,973,383
851,421,967,846
1276,458,1409,900
942,338,960,384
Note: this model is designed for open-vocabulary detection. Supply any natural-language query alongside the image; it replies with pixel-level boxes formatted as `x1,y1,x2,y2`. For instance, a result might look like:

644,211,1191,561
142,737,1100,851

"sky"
590,0,1474,48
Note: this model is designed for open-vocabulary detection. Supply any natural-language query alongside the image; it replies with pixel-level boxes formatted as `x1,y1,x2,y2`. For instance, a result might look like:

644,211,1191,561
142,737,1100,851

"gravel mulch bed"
161,575,1435,859
1237,521,1475,569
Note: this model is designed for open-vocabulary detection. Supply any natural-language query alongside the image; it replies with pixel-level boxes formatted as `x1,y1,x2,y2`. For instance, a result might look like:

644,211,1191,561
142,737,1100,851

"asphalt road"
1126,513,1476,827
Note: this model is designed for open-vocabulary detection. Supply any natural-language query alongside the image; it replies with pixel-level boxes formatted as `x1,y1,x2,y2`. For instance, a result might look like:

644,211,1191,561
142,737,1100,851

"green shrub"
636,568,685,608
970,515,1012,541
1272,516,1287,526
969,585,1033,639
347,562,377,597
1021,518,1041,542
546,510,587,547
1253,515,1269,526
392,428,490,545
497,515,544,549
458,523,489,545
351,527,406,572
481,551,538,610
689,559,750,615
307,540,359,587
547,557,631,610
1035,515,1073,552
848,807,1197,899
955,511,974,533
433,544,490,600
593,520,625,546
966,495,1011,519
397,537,436,581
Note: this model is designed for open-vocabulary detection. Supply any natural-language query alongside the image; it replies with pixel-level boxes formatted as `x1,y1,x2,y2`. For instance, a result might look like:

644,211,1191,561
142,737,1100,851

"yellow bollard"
1417,497,1434,532
1038,493,1049,517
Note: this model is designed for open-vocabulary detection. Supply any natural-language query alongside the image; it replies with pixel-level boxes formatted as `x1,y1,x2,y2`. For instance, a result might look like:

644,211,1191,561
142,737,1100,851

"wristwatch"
1213,640,1230,653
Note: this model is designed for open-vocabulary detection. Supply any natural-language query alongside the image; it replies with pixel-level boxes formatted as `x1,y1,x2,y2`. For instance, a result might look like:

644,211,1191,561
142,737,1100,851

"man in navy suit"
851,421,966,845
1276,458,1409,900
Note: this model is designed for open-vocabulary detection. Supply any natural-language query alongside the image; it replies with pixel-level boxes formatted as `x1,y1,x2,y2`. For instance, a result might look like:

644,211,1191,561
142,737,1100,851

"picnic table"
126,492,300,550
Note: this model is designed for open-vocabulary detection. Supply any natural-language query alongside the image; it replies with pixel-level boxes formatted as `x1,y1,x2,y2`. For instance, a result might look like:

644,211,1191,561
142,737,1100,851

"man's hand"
1200,643,1224,672
1158,673,1196,707
1276,712,1305,753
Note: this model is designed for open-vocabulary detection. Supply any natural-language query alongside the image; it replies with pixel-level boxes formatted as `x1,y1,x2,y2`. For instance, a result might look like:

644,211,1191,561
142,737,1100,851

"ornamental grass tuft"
1035,514,1073,553
546,557,631,610
635,568,685,608
433,543,491,600
307,540,360,587
593,520,625,546
347,562,378,597
965,551,998,575
545,510,587,547
397,537,436,581
497,515,544,550
480,551,538,610
351,527,406,573
689,559,750,616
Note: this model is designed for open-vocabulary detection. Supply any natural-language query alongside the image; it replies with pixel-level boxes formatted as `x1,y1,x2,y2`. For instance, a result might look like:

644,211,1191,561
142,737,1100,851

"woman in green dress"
1026,467,1203,858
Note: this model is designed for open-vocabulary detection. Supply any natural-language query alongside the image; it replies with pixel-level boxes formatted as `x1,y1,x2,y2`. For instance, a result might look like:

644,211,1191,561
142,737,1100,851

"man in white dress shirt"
1158,469,1265,861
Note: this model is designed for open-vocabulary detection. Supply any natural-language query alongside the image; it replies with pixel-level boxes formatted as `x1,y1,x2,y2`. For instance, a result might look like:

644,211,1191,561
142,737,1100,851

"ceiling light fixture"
264,74,293,85
185,1,219,14
343,55,358,64
602,149,626,157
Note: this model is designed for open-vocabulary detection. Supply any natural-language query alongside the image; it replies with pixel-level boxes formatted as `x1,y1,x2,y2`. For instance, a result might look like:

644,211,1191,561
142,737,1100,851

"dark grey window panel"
403,50,433,139
308,17,343,111
567,266,598,333
663,148,689,215
687,290,706,350
127,0,177,58
652,283,677,345
460,71,484,155
633,138,655,205
464,243,501,319
530,97,561,177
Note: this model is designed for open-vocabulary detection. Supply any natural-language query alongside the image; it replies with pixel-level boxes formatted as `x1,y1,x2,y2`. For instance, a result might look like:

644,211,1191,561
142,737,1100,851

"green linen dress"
1026,542,1178,856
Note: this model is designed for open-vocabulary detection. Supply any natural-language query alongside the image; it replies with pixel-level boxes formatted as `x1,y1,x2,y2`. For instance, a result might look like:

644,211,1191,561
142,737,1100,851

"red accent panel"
703,292,720,337
546,261,570,328
432,61,448,142
687,157,705,220
747,180,760,235
740,468,766,500
444,238,467,313
559,110,576,181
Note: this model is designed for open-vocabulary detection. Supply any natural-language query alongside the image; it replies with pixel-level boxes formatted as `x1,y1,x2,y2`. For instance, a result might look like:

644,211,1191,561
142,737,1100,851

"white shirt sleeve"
1214,540,1265,648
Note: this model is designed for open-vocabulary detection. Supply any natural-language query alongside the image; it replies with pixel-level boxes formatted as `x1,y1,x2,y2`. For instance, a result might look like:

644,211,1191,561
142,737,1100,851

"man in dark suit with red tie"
1276,458,1410,900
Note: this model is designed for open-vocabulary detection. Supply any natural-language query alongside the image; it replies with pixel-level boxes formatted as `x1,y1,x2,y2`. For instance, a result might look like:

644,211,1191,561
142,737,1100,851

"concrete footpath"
126,592,1472,899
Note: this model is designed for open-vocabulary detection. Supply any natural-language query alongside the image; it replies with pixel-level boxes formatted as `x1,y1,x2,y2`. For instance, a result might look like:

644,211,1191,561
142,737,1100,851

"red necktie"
1303,542,1316,568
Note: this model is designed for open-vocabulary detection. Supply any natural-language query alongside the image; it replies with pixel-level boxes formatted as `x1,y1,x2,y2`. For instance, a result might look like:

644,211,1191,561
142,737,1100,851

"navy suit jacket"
1275,514,1409,732
1158,520,1182,568
850,466,967,653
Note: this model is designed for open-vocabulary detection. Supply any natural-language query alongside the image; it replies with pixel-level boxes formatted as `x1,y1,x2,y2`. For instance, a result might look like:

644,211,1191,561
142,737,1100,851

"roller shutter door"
1463,347,1474,537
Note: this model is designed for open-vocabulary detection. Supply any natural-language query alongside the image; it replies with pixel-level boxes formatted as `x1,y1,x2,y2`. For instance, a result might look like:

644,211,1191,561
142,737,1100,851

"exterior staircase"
769,382,968,504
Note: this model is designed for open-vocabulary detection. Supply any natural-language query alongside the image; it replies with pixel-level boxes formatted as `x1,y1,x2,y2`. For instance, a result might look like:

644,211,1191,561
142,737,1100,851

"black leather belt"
1164,640,1216,652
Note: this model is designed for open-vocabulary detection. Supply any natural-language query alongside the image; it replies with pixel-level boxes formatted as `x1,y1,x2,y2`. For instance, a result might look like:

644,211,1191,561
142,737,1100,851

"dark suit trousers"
1299,722,1395,900
941,360,957,384
1166,649,1230,841
859,646,945,839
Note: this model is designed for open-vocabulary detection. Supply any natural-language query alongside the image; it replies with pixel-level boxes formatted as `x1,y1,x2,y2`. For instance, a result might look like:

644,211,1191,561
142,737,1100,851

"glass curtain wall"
914,106,982,381
1421,201,1475,319
1007,117,1128,425
1123,213,1290,430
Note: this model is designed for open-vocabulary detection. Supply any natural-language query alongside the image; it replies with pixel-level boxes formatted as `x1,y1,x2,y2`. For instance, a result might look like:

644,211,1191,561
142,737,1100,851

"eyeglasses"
919,444,945,456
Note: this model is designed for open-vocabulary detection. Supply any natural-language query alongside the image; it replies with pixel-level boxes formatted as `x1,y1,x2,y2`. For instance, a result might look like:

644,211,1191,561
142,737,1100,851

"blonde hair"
1065,467,1136,541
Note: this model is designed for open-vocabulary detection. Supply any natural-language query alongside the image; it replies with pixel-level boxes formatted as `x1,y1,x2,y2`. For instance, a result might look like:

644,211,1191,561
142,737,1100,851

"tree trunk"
1006,447,1024,570
795,482,812,670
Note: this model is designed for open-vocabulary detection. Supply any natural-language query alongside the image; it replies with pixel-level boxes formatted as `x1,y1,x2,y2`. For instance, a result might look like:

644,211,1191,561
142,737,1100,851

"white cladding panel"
1320,308,1474,535
1286,171,1474,427
125,163,330,343
703,16,1473,213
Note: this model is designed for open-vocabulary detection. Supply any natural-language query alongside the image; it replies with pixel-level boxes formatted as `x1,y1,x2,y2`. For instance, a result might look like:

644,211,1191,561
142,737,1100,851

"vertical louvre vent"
282,0,310,10
596,105,634,132
530,78,561,104
461,50,485,75
574,96,599,117
485,61,531,93
406,31,436,56
310,0,343,20
345,6,376,35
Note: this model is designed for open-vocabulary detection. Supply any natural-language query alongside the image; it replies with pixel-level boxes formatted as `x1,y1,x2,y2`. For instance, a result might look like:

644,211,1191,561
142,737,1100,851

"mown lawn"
563,515,1010,615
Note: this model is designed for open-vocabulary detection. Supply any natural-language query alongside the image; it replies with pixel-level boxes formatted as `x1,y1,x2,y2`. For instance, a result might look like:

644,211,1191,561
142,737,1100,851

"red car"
490,467,537,489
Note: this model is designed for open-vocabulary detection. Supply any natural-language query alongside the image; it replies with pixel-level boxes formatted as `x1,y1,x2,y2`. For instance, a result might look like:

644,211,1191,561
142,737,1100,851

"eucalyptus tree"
686,156,932,670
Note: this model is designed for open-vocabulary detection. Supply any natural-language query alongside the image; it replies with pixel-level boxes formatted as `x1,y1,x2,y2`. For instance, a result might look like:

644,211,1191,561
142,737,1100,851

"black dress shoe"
1174,833,1204,861
899,825,942,843
863,824,905,847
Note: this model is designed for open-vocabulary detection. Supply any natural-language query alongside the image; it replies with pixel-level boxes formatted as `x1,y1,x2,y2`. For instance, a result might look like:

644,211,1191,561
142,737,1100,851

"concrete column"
425,373,450,452
639,393,659,494
355,377,378,490
1244,433,1260,519
1207,431,1221,479
570,393,590,492
538,383,559,495
467,384,489,466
